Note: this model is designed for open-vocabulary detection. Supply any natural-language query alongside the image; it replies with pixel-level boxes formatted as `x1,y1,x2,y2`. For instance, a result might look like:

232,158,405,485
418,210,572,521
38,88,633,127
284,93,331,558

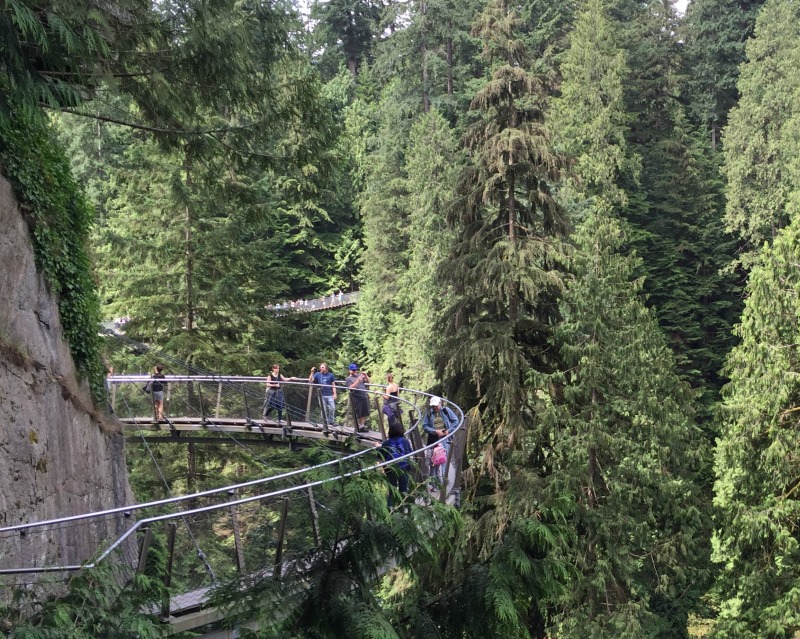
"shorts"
352,395,370,419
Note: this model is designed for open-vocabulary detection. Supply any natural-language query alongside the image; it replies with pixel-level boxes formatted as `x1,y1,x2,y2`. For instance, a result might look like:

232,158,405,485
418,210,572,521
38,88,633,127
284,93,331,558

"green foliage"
0,0,116,118
310,0,383,78
1,559,167,638
535,210,708,638
682,0,765,147
618,0,741,411
439,0,567,462
0,107,104,397
711,214,800,638
211,470,462,638
722,0,800,262
551,0,637,215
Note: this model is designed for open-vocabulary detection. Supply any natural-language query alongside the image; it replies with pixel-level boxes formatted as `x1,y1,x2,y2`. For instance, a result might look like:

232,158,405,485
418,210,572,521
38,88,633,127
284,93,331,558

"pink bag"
431,444,447,466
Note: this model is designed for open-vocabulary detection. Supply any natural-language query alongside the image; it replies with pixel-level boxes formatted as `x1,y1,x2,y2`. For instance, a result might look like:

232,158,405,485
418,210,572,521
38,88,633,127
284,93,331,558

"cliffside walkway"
0,373,465,636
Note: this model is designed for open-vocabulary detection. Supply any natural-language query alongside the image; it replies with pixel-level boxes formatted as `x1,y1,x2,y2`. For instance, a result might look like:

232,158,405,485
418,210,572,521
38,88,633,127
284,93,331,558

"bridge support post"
215,381,222,419
136,527,153,574
284,401,293,436
229,497,246,574
243,387,251,426
161,522,177,618
375,397,386,440
197,383,206,427
274,497,290,579
408,424,427,483
305,384,313,423
307,486,321,547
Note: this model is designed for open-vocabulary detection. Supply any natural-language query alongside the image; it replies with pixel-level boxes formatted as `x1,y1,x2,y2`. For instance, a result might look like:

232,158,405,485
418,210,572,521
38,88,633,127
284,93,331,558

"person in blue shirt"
380,420,414,505
310,362,337,428
422,396,458,481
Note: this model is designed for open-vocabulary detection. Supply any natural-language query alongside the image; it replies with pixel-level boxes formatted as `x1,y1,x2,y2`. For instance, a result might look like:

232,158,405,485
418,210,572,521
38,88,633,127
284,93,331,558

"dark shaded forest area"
2,0,800,636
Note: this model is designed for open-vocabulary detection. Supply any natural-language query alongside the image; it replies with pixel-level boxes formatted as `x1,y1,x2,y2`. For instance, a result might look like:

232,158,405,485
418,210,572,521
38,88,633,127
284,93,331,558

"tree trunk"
184,147,194,334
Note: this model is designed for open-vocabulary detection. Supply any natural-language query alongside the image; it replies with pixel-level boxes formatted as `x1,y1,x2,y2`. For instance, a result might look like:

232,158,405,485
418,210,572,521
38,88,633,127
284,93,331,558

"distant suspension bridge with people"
0,330,465,637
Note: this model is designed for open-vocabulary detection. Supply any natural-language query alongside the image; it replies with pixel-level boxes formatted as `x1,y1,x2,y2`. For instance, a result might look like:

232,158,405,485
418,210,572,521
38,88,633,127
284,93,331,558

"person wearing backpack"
380,420,414,505
422,396,458,483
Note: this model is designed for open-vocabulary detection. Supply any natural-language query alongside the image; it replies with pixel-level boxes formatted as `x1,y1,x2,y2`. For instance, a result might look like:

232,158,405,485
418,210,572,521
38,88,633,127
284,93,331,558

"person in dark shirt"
346,363,371,432
263,363,286,424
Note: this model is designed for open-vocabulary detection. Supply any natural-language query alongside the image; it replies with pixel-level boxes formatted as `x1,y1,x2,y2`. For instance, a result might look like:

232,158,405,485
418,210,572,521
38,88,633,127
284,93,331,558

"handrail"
0,377,464,575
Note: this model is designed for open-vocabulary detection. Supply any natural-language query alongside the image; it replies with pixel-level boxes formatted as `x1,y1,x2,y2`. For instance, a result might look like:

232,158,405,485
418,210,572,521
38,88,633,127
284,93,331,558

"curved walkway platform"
0,375,465,635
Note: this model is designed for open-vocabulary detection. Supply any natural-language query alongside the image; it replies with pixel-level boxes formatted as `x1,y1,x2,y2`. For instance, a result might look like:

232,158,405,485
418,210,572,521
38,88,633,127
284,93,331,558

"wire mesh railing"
0,376,465,624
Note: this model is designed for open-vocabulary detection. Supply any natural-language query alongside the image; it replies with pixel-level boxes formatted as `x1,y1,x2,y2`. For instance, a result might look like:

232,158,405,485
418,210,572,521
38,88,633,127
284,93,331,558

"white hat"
430,396,442,407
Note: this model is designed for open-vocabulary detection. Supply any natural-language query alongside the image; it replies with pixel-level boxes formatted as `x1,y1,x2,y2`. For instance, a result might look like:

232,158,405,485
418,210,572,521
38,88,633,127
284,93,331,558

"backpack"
381,438,411,470
431,444,447,466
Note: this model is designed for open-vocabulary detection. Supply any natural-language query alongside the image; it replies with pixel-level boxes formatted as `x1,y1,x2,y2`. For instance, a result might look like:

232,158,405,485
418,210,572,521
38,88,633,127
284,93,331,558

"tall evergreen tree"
539,210,707,639
615,0,741,409
440,0,567,461
712,2,800,633
549,6,708,635
711,215,800,638
681,0,765,150
722,0,800,262
386,108,460,388
311,0,383,77
551,0,636,216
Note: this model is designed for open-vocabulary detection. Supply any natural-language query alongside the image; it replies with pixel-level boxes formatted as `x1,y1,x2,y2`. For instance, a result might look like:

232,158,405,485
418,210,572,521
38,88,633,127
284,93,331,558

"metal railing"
0,376,465,614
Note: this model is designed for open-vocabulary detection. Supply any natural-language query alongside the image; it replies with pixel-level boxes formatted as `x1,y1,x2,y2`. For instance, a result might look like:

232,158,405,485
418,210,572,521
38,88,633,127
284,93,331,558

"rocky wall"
0,175,133,572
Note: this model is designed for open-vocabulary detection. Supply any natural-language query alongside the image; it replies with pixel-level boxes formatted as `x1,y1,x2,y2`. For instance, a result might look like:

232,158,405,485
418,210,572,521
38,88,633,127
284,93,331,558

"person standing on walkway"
346,363,371,432
310,362,337,428
149,364,166,421
383,372,402,429
263,363,286,424
380,420,414,506
422,396,457,483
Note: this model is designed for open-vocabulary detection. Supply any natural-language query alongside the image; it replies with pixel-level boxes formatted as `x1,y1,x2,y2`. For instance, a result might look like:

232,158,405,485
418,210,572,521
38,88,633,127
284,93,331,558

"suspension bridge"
0,332,465,637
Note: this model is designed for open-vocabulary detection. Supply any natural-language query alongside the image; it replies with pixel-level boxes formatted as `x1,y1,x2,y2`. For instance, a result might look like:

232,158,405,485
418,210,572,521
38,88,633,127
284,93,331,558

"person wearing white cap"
422,396,458,482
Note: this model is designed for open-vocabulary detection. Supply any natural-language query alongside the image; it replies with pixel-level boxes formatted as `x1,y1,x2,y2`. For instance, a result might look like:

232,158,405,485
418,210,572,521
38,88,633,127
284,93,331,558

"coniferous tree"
711,1,800,633
311,0,383,77
549,6,708,635
722,0,800,263
681,0,765,150
387,108,461,388
540,210,707,639
440,0,567,465
434,2,570,631
616,0,741,409
712,215,800,638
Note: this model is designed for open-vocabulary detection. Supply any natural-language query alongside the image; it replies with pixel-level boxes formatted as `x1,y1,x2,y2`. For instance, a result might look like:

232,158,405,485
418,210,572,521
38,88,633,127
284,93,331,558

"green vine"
0,108,104,400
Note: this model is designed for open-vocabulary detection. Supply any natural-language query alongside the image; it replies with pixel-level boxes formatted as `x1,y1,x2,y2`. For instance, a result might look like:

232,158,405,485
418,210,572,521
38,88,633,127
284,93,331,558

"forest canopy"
5,0,800,636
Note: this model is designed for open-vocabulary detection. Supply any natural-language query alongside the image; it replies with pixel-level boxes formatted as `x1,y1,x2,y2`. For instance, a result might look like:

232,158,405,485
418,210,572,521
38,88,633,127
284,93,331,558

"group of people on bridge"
261,361,458,495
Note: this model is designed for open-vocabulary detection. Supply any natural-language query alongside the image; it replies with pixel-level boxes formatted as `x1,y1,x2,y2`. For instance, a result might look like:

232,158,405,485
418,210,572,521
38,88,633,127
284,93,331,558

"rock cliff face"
0,175,133,571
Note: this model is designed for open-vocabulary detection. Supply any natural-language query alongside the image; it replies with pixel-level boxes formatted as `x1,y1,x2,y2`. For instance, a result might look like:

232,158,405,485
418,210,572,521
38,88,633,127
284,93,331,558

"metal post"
243,387,251,427
284,390,293,434
409,427,427,483
440,439,456,504
274,498,290,579
305,382,313,423
307,486,321,547
136,527,153,574
375,397,386,440
229,495,246,574
161,522,177,618
215,381,223,419
197,382,206,426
